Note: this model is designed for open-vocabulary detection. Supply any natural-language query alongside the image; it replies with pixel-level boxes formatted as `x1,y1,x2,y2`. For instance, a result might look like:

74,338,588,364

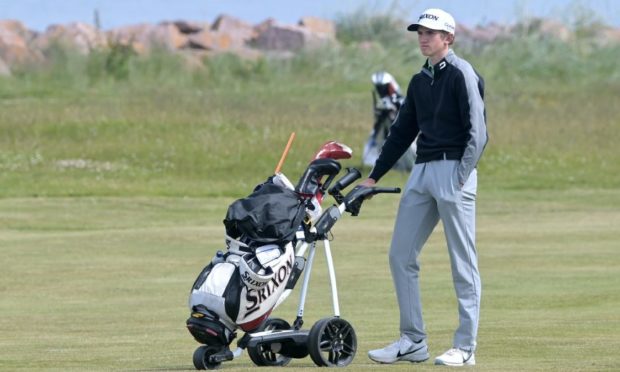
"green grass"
1,65,619,197
1,16,620,197
1,189,619,371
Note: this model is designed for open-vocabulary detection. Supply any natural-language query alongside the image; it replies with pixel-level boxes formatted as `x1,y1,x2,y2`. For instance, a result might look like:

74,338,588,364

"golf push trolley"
186,139,400,369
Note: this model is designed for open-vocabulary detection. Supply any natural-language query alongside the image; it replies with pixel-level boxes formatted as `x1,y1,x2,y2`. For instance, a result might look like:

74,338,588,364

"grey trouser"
389,159,480,351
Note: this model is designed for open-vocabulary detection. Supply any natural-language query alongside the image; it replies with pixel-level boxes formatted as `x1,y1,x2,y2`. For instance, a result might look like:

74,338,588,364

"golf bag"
363,71,416,171
187,175,305,346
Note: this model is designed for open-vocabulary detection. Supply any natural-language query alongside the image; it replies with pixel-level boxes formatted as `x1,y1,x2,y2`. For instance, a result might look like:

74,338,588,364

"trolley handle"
308,185,401,240
369,187,401,194
343,185,401,216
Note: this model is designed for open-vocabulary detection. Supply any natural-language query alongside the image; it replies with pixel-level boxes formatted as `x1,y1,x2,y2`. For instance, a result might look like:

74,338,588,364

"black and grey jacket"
369,50,488,185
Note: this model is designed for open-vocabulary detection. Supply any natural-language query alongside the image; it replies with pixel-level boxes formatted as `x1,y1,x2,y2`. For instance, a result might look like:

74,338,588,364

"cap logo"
419,13,439,21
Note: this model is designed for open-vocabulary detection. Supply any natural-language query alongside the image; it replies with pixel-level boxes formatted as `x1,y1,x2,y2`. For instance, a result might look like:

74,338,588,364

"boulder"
33,22,107,55
186,29,232,51
171,20,207,34
107,23,187,54
254,18,278,36
253,23,333,51
298,16,336,39
186,29,263,59
106,23,149,54
148,23,188,50
0,20,43,67
211,14,256,49
0,20,36,41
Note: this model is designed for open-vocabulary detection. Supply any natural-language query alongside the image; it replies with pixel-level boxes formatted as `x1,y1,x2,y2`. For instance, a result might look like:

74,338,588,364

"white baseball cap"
407,8,456,35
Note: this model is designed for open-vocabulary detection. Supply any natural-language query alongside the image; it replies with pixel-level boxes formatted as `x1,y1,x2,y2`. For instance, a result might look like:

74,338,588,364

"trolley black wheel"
247,318,293,367
192,345,222,370
307,317,357,367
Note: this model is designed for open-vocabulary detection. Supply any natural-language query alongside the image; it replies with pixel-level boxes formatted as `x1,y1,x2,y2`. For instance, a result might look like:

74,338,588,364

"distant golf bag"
363,71,416,171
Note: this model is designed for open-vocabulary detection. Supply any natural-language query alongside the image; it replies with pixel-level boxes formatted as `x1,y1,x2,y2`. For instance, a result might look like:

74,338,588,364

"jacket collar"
422,50,453,79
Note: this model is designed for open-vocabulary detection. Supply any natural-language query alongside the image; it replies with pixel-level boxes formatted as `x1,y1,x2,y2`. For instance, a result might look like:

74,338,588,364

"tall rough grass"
1,8,619,197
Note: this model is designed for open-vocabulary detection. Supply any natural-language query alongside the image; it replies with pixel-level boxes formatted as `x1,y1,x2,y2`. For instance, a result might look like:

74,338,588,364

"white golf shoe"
368,335,429,364
434,348,476,366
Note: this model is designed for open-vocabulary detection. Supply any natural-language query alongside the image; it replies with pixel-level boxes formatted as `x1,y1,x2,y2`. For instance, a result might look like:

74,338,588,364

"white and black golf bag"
187,176,306,347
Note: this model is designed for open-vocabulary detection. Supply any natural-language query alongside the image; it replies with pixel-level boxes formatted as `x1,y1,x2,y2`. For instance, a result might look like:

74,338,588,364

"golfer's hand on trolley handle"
344,181,401,216
356,178,377,200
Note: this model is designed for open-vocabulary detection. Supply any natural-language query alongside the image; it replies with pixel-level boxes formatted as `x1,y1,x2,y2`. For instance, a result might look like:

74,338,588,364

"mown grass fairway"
1,189,619,371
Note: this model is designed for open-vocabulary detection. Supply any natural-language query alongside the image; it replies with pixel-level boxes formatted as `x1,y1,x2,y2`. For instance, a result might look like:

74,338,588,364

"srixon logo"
243,254,294,317
419,13,439,21
241,271,268,289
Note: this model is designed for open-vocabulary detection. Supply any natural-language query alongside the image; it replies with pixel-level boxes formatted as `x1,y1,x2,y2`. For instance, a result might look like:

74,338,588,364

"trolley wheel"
192,345,222,370
307,317,357,367
247,318,293,367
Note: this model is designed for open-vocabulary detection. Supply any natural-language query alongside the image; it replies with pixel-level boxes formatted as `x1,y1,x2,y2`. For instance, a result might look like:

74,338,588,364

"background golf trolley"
186,141,400,369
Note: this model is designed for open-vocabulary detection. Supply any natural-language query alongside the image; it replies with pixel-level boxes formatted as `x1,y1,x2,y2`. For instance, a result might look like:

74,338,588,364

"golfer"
363,8,488,366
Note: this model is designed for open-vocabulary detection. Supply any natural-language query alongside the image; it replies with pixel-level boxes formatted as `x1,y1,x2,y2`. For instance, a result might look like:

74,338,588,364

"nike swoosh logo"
396,345,425,358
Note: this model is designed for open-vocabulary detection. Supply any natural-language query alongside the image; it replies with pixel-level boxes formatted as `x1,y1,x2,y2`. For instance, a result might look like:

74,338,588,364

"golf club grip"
328,167,361,195
320,172,338,192
373,187,401,194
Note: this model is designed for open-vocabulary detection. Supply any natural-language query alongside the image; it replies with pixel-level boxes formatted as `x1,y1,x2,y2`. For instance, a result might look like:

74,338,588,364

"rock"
0,20,43,67
253,24,304,51
149,22,188,50
298,16,336,39
171,20,207,34
186,29,231,51
106,23,149,54
253,23,333,51
33,22,107,55
211,14,256,49
254,18,278,36
0,20,36,41
106,23,187,54
186,29,263,59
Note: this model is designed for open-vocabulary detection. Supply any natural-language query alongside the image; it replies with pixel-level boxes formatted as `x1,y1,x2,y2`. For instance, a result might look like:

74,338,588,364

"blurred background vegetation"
1,6,619,197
